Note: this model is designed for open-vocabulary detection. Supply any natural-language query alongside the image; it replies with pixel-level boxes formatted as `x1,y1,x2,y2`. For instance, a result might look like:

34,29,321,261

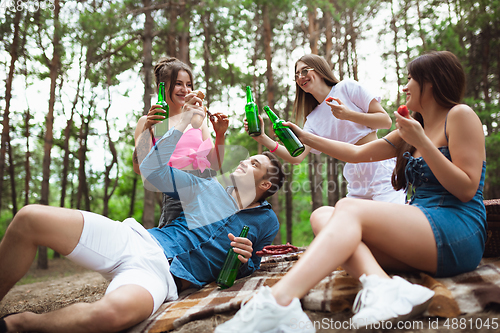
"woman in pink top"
133,57,229,227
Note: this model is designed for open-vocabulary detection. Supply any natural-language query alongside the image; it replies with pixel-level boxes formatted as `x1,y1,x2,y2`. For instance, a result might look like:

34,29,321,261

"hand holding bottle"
264,106,305,157
244,115,265,138
281,121,305,138
227,232,253,264
216,226,252,289
245,86,261,136
144,104,167,132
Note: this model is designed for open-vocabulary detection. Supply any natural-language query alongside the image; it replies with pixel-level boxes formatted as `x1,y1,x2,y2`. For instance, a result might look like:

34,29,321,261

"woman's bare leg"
0,205,84,301
272,198,437,306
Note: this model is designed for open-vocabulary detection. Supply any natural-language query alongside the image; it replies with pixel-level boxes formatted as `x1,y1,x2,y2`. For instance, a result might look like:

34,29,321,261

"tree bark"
309,154,324,212
7,140,17,215
390,1,402,106
262,4,281,245
39,0,61,269
129,173,138,216
285,163,293,244
327,157,339,206
307,9,323,215
0,9,21,213
324,11,333,67
60,51,82,209
76,112,90,211
24,111,31,207
308,8,318,54
202,10,211,107
178,0,190,65
102,57,119,217
142,0,156,229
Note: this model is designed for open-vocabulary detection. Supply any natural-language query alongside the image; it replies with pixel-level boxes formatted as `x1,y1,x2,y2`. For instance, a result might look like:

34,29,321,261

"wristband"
270,141,279,153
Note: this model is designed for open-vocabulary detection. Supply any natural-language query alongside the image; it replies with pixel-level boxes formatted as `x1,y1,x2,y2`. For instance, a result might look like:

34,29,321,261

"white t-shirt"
303,79,380,154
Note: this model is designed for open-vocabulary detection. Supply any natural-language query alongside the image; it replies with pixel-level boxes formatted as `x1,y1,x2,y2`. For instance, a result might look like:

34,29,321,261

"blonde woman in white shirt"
247,54,405,233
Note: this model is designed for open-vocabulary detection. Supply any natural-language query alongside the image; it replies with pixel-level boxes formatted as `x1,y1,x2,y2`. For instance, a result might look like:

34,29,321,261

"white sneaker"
215,286,315,333
352,274,434,328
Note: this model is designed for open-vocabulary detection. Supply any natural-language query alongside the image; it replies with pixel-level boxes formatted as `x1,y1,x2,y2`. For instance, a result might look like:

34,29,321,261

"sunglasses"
294,68,315,81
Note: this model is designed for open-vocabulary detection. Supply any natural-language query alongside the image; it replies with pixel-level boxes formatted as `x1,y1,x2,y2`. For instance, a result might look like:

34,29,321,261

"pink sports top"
168,128,212,171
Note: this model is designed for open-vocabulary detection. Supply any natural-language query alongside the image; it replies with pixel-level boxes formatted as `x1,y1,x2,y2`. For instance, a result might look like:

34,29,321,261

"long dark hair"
392,51,466,190
153,57,194,102
293,54,339,124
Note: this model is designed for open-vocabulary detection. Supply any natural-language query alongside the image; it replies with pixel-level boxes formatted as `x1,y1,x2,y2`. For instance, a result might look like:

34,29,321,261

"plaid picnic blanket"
127,254,500,333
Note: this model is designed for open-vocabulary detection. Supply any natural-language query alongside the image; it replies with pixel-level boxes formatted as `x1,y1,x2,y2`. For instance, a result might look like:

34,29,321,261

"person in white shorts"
246,54,406,234
0,98,286,333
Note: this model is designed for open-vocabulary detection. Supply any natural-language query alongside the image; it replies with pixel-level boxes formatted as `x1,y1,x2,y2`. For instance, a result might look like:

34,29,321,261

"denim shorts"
411,186,487,277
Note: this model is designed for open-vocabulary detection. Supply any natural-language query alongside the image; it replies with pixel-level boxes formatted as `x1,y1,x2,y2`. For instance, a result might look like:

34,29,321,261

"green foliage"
2,0,500,246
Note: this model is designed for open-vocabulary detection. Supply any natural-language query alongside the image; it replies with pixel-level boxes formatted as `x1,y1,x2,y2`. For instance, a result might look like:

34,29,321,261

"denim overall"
405,135,487,277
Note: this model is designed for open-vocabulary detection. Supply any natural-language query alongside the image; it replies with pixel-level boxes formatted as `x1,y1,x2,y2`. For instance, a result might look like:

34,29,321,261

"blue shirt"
140,127,280,288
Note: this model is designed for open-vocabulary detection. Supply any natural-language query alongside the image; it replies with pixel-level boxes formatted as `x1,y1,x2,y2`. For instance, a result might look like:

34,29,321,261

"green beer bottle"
154,82,169,141
263,106,305,157
216,225,250,289
245,86,261,136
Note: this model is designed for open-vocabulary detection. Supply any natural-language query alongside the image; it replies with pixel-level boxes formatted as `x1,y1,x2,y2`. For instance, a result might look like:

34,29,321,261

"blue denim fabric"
405,147,487,277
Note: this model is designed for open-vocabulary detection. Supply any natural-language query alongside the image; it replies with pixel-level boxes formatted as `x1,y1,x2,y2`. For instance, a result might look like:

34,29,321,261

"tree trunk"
481,26,491,104
262,4,281,245
142,0,156,229
252,9,262,154
178,0,190,65
24,111,31,206
39,0,61,269
348,10,358,81
324,11,333,67
334,19,344,80
167,0,178,57
202,10,211,107
7,140,17,215
415,0,427,51
102,109,118,217
309,154,324,212
390,1,402,106
285,163,293,244
76,111,91,211
308,8,318,54
60,50,82,209
0,9,21,213
327,157,339,206
129,173,138,216
307,9,323,215
102,57,119,217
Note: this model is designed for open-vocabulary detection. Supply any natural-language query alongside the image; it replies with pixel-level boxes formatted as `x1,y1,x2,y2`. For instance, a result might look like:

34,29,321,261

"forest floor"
1,257,499,332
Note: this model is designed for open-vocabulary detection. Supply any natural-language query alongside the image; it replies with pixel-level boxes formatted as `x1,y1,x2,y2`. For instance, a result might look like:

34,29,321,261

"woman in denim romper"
216,51,487,333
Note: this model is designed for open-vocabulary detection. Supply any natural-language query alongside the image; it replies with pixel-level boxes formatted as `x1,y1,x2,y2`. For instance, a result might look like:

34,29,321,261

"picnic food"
397,104,409,118
326,96,334,102
264,106,305,157
191,90,206,129
216,226,250,289
256,242,299,256
245,86,261,136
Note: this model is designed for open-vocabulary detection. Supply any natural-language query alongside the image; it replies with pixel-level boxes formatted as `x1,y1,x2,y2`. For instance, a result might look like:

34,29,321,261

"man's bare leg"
4,285,154,333
0,205,84,300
